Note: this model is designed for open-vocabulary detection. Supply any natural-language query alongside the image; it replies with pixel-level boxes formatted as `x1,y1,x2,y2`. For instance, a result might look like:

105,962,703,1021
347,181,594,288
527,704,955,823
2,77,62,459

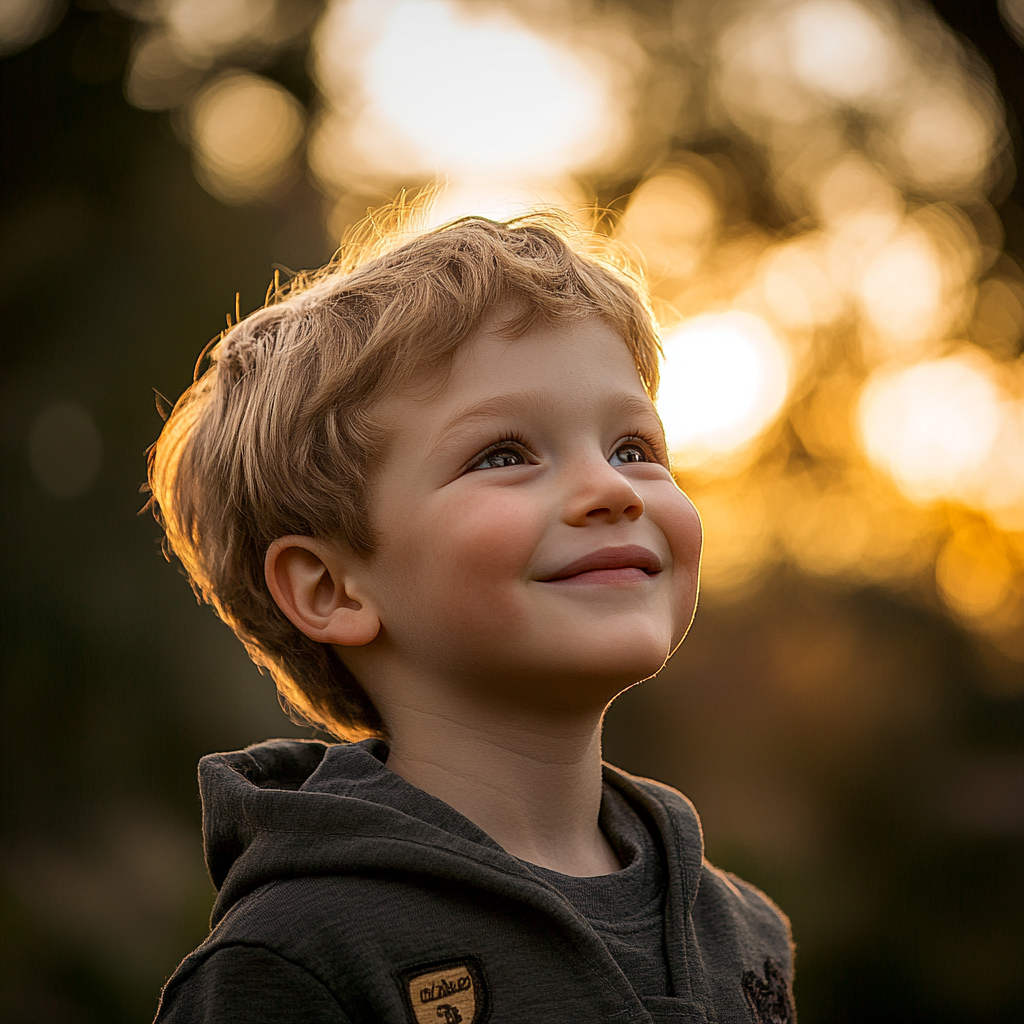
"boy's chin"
497,648,672,715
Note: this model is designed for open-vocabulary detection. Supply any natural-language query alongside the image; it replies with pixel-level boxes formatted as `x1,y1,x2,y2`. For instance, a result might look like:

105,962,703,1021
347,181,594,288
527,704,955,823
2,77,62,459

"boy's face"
348,311,702,713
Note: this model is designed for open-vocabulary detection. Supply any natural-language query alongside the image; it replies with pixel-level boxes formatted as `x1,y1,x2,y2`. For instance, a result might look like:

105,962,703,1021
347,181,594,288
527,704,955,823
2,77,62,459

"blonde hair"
147,206,662,740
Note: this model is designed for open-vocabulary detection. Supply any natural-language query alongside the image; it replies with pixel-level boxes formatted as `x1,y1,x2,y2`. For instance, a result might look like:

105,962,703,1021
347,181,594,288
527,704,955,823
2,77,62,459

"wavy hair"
147,204,661,740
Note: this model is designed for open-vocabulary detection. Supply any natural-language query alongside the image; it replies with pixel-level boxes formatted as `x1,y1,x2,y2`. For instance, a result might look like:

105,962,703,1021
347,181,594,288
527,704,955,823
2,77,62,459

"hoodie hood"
200,738,705,933
156,738,794,1024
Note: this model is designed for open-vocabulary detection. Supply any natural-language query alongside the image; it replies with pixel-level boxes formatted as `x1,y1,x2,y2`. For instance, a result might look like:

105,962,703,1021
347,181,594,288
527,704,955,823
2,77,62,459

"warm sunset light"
189,70,305,203
414,182,590,233
10,4,1024,1019
658,312,790,470
107,0,1022,650
891,86,997,195
857,226,947,358
786,0,899,106
617,168,719,285
311,0,625,188
857,351,1004,504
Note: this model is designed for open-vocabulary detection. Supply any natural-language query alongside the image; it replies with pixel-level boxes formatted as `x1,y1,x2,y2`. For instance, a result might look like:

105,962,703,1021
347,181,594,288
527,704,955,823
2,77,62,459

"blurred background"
2,0,1023,1020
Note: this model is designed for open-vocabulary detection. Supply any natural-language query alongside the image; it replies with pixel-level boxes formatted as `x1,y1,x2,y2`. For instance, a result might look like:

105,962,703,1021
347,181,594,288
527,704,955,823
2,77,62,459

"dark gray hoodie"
153,738,795,1024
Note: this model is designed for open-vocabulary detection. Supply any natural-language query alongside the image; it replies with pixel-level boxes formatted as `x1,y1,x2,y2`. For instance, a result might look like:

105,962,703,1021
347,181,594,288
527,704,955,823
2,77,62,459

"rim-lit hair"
147,205,662,740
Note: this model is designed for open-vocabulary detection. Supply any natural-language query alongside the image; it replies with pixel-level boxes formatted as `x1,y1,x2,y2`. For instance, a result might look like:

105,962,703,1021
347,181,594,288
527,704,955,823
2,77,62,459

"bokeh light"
106,0,1024,651
188,70,305,203
0,0,62,57
7,4,1024,1019
977,398,1024,531
617,167,719,287
125,30,206,112
786,0,900,106
935,521,1019,625
857,351,1006,505
163,0,277,62
658,312,790,471
311,0,628,190
758,235,843,331
1001,0,1024,45
889,86,998,195
858,224,948,359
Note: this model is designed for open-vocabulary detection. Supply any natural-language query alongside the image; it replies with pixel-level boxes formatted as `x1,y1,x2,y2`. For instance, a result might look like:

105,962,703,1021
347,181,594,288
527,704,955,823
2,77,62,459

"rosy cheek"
658,491,703,584
426,491,541,603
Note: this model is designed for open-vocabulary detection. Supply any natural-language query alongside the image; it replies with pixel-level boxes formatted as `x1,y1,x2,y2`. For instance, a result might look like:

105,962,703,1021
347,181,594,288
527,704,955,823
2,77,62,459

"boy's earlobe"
264,537,381,647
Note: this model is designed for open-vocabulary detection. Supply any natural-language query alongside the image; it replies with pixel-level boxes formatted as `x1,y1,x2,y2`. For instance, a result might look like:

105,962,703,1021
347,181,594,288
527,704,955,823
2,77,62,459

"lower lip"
543,567,655,586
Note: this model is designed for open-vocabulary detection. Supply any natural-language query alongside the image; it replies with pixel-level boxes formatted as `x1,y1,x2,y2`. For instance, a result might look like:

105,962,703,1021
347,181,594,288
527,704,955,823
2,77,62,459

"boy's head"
148,209,701,740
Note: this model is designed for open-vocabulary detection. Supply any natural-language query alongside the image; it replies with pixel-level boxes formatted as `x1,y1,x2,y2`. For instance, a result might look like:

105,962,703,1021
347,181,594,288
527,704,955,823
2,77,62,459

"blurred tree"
1,3,1022,1023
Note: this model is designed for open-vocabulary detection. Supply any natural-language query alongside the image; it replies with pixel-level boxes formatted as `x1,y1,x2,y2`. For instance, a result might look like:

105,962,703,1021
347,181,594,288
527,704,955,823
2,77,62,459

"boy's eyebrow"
428,390,660,454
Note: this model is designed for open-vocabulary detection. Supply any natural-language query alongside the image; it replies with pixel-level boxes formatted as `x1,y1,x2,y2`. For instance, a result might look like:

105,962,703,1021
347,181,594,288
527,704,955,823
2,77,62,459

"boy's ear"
265,536,380,647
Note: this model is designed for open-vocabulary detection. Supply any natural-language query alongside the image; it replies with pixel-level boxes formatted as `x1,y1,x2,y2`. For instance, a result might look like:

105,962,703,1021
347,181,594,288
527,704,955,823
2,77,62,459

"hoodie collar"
201,739,705,926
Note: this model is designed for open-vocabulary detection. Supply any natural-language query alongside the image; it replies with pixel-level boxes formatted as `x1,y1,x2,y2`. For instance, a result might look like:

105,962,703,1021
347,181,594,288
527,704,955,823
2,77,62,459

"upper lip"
537,545,663,582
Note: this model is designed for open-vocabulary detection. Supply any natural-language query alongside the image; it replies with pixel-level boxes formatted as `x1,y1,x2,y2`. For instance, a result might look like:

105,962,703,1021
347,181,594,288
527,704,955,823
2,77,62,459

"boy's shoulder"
156,741,794,1024
602,763,794,952
200,741,792,960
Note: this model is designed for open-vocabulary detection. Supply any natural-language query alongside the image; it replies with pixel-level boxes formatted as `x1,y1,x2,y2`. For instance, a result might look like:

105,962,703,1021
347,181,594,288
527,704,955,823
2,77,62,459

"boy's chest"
226,874,762,1024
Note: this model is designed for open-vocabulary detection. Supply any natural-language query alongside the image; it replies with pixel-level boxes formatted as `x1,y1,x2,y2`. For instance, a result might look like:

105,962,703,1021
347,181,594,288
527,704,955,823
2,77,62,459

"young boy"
149,210,795,1023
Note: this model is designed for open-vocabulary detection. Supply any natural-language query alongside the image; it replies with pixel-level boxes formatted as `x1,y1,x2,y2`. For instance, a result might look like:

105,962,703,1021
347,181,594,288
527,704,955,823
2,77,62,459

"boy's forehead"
375,313,657,445
406,314,647,406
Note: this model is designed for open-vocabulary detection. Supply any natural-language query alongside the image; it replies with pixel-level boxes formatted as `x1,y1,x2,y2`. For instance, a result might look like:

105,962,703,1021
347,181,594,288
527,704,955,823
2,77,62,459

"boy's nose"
562,461,645,525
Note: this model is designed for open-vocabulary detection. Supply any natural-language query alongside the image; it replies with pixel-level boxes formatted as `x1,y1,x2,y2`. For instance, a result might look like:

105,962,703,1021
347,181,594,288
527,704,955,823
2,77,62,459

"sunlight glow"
617,168,719,283
164,0,277,62
936,523,1017,623
419,182,592,233
892,87,994,194
658,312,790,470
857,352,1004,504
787,0,899,105
189,70,305,203
313,0,623,185
858,226,947,358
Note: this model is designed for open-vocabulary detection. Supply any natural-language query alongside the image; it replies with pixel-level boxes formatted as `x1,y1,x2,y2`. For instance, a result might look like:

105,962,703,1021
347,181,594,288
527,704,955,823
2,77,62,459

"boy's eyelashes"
616,429,669,468
465,430,668,474
468,433,533,473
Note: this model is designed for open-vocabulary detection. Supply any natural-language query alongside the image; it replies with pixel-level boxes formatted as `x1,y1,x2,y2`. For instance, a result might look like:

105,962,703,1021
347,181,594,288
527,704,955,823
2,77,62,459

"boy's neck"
381,699,620,877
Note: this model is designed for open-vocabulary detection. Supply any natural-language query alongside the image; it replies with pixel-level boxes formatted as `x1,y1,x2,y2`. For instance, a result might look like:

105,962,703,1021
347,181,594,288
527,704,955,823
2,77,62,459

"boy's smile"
346,309,703,713
536,543,663,585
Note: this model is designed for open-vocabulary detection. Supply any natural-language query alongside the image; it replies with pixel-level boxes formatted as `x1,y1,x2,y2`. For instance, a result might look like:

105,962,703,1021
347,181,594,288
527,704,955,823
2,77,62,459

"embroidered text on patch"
742,958,795,1024
400,958,488,1024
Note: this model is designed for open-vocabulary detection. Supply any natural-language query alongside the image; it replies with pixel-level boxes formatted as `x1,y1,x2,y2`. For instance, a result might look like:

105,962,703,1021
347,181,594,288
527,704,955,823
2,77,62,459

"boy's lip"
537,545,663,582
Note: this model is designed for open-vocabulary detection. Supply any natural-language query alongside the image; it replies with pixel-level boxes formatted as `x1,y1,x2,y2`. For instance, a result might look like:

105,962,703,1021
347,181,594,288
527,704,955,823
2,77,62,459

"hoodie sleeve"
154,944,353,1024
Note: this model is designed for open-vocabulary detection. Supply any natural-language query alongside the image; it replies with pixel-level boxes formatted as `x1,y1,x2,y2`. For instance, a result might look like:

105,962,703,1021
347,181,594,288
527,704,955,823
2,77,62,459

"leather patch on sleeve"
742,958,796,1024
399,957,489,1024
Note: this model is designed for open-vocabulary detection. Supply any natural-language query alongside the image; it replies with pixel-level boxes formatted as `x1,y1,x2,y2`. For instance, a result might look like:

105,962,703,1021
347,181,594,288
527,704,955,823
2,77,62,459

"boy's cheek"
664,492,703,576
638,482,701,575
378,497,541,619
654,492,702,637
433,494,542,572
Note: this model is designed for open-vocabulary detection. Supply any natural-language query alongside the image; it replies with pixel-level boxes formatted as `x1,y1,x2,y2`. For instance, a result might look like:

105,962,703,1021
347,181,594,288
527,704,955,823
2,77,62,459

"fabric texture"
525,785,671,998
153,738,795,1024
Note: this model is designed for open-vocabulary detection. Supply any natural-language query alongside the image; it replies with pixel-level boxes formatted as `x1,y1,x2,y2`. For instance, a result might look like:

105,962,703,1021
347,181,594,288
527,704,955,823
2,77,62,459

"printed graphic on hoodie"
742,958,795,1024
400,958,488,1024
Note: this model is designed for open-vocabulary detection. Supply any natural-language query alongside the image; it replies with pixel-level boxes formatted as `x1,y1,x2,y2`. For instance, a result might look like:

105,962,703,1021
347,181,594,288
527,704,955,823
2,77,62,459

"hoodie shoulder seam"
163,939,353,1020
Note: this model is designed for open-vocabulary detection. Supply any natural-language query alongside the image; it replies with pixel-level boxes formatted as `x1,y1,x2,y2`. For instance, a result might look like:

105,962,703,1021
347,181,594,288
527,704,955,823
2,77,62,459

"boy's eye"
610,442,650,466
471,445,527,471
